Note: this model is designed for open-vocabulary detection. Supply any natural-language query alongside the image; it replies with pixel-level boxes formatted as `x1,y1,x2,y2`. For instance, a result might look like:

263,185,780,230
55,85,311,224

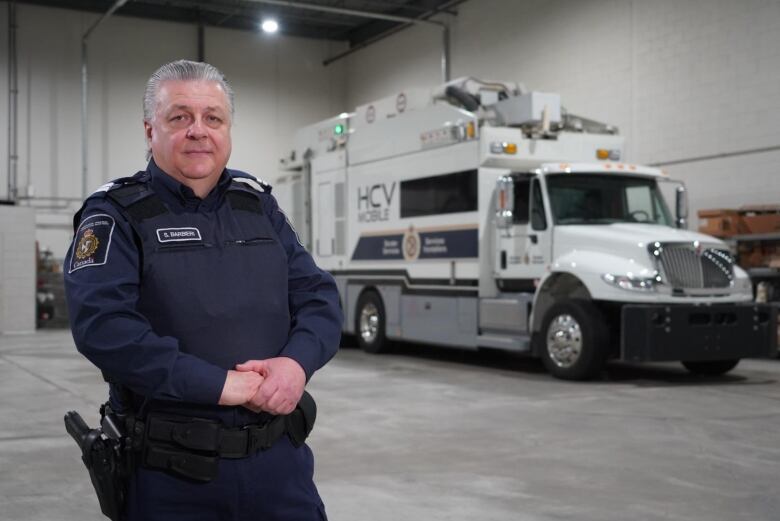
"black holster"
64,405,134,521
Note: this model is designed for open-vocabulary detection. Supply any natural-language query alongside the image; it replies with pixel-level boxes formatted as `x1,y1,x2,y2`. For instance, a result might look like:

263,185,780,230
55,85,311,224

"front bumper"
621,303,777,362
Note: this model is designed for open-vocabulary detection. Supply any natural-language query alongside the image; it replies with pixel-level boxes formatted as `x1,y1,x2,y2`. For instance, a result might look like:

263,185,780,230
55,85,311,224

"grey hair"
143,60,234,160
143,59,235,122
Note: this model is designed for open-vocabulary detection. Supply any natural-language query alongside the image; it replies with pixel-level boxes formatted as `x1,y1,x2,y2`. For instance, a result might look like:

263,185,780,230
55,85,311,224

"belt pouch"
142,413,221,482
143,444,219,483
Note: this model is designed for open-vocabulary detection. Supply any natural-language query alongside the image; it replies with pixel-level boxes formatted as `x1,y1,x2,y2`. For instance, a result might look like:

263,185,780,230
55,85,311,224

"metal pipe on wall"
80,39,87,198
81,0,130,198
198,15,205,62
442,22,450,83
7,1,18,203
322,21,451,83
319,0,465,84
247,0,459,82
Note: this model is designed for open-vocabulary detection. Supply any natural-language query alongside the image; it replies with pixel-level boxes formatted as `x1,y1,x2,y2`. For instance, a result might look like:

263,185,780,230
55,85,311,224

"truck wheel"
681,359,739,375
355,291,389,354
540,300,608,380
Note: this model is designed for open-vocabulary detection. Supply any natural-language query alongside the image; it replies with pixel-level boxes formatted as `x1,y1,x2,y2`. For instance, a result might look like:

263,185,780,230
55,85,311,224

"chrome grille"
653,243,734,289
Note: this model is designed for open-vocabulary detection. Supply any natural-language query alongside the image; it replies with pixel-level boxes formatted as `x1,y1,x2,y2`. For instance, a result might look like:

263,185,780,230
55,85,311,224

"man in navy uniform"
64,60,341,520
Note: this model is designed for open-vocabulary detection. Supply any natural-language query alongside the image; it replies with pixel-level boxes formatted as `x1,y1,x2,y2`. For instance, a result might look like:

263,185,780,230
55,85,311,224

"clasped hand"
217,357,305,415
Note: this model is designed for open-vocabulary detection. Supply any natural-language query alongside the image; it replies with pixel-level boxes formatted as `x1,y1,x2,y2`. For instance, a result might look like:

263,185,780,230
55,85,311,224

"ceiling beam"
244,0,444,27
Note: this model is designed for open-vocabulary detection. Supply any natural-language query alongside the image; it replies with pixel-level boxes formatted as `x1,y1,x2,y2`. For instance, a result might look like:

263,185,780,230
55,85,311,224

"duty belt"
147,413,288,456
139,391,316,482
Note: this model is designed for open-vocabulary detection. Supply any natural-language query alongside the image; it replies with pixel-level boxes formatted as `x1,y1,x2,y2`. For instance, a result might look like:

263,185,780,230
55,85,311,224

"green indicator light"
334,124,344,135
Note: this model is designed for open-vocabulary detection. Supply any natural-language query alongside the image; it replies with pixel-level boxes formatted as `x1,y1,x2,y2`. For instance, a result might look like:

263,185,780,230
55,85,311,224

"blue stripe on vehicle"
351,228,477,260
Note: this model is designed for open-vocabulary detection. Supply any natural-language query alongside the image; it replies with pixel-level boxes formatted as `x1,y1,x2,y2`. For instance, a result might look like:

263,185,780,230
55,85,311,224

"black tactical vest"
87,171,291,416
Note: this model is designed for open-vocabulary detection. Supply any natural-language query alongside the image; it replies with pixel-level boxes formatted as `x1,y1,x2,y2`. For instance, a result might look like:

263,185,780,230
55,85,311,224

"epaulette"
104,171,168,222
84,172,145,200
73,172,151,231
225,172,264,214
229,169,272,194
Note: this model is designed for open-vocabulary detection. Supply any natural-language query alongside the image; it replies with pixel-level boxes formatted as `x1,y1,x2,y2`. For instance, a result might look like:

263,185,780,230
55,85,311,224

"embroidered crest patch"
76,229,100,260
69,214,115,273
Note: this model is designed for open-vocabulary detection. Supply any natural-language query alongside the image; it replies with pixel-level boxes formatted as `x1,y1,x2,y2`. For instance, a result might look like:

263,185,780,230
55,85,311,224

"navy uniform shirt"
64,160,342,409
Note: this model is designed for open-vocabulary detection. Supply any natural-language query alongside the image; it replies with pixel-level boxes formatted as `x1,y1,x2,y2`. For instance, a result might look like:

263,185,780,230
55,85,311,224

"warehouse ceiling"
12,0,460,44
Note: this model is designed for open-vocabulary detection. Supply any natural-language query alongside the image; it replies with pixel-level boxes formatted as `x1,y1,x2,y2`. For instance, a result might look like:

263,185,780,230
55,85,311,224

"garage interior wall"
0,206,35,334
0,3,346,258
1,0,777,258
344,0,780,226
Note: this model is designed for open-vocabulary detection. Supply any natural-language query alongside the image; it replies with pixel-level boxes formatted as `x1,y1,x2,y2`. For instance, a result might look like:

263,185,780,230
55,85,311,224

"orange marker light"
466,122,476,139
596,149,610,160
503,143,518,154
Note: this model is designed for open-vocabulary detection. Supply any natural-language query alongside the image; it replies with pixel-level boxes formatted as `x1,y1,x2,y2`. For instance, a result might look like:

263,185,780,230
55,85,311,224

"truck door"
310,152,347,266
317,181,334,256
495,174,551,289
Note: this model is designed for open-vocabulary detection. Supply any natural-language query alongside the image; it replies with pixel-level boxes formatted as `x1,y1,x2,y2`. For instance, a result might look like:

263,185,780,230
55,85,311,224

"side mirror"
495,175,514,229
675,186,688,229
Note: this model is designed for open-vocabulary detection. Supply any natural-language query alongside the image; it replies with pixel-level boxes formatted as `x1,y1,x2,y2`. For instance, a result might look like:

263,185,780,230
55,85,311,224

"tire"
539,300,609,380
355,291,389,354
681,359,740,375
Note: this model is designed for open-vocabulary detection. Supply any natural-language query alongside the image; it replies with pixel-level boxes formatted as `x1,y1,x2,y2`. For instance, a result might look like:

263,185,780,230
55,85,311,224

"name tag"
156,227,202,243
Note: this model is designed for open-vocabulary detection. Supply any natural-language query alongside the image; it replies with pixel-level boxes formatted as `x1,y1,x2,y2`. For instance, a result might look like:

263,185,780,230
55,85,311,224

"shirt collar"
147,159,231,211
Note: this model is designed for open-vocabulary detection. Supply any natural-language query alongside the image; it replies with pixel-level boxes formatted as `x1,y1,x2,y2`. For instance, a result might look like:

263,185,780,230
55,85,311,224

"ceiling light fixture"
261,19,279,34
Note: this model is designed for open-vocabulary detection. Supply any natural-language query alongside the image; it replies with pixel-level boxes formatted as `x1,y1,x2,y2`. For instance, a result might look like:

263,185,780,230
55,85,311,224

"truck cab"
489,162,758,378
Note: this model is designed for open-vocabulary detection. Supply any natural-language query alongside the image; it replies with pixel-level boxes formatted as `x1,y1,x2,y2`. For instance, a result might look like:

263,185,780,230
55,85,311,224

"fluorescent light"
261,19,279,33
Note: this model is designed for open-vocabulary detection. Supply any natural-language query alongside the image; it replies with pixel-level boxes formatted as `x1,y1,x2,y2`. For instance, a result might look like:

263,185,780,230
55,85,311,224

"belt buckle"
244,423,270,454
217,424,258,459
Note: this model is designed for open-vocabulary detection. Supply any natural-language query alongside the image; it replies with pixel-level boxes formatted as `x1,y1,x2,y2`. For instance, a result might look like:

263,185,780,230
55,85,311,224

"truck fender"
550,249,657,301
530,272,592,349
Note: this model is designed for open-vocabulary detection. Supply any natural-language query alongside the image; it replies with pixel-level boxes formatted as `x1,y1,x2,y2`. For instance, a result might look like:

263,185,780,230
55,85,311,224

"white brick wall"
0,4,347,257
0,206,36,334
344,0,780,226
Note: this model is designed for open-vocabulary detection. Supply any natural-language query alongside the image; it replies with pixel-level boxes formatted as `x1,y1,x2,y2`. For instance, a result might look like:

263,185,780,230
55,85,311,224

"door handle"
529,234,538,244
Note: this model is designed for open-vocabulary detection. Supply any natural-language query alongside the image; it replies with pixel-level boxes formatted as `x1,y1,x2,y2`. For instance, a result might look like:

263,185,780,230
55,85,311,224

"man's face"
145,80,232,186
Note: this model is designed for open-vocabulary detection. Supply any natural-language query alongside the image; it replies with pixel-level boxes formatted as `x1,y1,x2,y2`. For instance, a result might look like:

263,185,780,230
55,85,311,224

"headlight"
602,273,660,292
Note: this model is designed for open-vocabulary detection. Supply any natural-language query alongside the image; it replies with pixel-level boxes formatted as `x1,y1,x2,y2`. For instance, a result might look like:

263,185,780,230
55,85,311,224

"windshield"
546,174,673,226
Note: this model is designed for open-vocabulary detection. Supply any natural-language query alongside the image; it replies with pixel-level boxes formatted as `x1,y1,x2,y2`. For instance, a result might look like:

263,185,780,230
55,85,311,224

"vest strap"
106,183,168,222
226,189,263,214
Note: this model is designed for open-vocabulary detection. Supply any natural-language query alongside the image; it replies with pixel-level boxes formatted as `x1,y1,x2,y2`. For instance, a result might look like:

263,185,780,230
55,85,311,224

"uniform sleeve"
264,194,342,380
64,197,227,404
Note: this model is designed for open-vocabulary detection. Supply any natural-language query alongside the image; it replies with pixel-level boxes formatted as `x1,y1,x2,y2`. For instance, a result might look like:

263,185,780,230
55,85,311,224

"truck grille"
653,243,734,289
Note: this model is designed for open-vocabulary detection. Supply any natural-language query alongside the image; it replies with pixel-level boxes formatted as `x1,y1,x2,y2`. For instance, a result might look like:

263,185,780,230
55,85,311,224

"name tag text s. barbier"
156,227,202,243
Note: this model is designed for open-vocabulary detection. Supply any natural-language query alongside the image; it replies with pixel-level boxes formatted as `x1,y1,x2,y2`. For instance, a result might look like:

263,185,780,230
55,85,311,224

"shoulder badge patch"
69,214,115,273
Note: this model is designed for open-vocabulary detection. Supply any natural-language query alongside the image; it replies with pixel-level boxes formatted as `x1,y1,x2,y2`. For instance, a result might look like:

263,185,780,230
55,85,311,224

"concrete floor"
1,330,779,521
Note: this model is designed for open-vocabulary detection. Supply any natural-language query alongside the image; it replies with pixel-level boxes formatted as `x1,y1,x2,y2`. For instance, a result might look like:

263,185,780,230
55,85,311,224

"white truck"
277,77,776,379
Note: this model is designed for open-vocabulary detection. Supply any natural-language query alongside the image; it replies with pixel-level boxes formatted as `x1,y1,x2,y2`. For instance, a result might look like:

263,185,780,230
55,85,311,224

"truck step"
476,334,531,352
